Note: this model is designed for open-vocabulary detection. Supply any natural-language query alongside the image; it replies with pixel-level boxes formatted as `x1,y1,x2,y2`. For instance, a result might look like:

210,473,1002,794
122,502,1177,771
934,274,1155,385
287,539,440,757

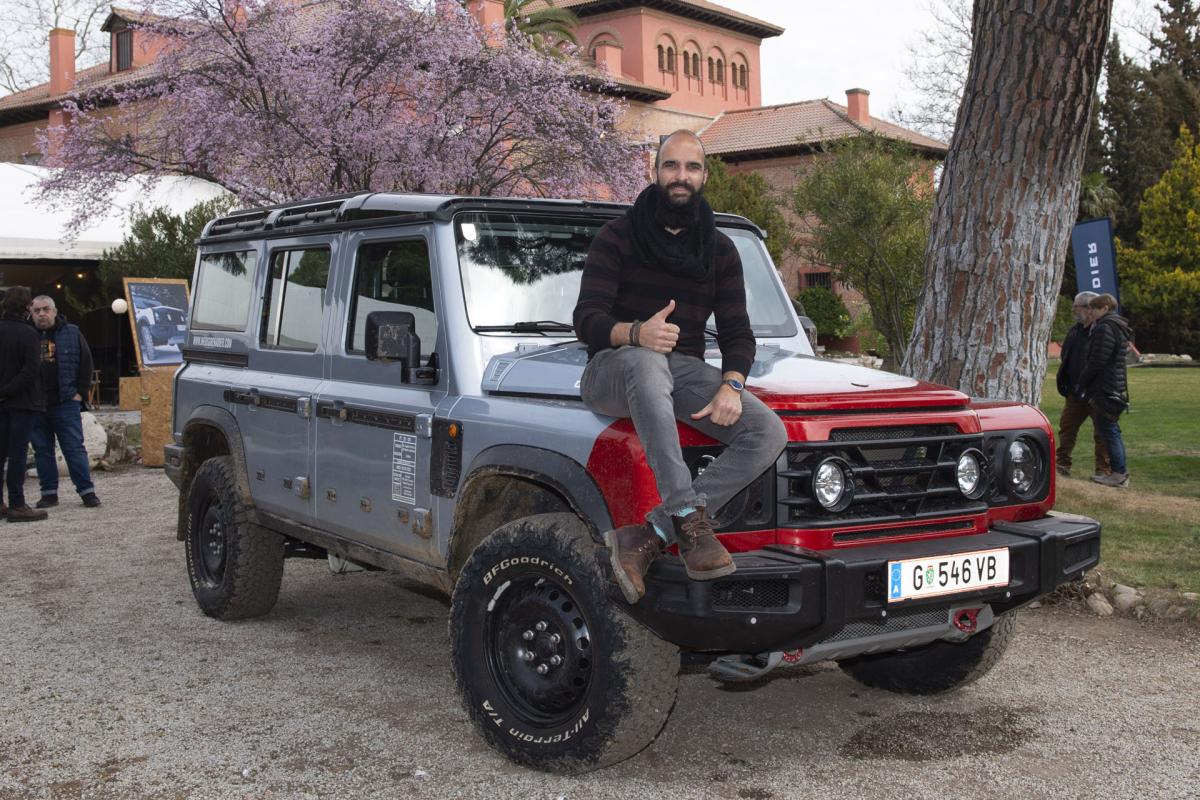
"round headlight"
812,457,853,511
956,449,985,498
1006,439,1040,496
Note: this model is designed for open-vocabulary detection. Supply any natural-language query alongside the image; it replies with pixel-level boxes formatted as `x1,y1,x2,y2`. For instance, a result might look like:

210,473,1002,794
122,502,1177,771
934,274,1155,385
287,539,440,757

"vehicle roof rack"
199,192,763,242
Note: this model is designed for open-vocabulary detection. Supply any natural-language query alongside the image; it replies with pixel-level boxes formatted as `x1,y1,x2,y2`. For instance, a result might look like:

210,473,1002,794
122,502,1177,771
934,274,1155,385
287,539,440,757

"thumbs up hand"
638,300,679,354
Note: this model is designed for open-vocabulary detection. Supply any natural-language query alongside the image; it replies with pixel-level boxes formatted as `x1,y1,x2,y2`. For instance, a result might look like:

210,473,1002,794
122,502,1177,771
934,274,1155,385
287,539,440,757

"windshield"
455,212,797,338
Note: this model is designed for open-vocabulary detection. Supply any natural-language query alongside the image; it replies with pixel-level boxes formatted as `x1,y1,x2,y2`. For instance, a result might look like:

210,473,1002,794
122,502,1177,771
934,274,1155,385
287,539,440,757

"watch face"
726,378,744,392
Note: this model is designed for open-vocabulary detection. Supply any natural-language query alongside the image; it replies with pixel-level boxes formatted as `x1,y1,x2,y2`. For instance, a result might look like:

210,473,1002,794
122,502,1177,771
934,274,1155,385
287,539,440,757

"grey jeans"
580,347,788,540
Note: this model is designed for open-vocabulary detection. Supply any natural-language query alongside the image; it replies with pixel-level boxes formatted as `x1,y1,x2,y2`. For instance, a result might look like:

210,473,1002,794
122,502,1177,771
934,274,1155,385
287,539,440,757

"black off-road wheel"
184,456,285,620
450,513,679,773
839,613,1017,695
138,322,156,356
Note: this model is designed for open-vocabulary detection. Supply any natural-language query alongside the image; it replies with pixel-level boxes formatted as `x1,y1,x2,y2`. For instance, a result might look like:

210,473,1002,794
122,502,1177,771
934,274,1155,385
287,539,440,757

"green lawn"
1039,366,1200,592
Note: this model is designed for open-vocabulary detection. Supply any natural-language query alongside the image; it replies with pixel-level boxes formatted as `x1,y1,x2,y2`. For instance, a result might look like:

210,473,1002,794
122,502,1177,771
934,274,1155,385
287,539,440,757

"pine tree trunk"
902,0,1113,403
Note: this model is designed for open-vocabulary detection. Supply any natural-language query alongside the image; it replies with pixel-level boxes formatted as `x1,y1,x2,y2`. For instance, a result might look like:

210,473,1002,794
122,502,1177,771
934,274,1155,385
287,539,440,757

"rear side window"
262,248,331,352
347,239,436,362
192,251,257,331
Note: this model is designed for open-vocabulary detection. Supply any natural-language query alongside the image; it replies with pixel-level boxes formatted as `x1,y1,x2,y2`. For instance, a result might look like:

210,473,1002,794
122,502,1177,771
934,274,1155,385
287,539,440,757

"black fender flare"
181,405,253,507
459,445,614,534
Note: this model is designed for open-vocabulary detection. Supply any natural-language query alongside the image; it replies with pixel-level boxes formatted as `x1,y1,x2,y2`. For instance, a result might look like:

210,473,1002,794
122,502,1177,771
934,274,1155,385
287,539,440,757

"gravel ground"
1,467,1198,800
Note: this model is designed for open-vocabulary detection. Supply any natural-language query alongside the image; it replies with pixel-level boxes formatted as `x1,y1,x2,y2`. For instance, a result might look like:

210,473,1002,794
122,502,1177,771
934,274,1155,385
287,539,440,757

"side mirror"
797,315,818,348
366,311,435,384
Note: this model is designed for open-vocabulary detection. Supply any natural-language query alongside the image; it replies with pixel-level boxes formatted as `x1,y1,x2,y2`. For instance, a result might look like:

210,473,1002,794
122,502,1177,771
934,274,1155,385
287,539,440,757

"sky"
731,0,1160,123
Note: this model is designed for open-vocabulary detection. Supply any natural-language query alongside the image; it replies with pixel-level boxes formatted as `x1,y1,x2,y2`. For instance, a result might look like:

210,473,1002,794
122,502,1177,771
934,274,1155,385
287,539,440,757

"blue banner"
1071,218,1120,303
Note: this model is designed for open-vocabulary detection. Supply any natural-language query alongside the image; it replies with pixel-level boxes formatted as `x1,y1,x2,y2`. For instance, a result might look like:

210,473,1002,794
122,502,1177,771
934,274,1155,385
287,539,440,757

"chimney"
593,41,623,76
467,0,506,43
845,88,870,124
49,28,76,95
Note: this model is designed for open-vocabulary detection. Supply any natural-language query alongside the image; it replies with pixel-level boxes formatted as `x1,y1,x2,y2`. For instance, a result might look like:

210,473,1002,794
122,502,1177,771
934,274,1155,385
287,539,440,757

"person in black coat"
1055,291,1110,477
0,286,49,521
1077,293,1133,488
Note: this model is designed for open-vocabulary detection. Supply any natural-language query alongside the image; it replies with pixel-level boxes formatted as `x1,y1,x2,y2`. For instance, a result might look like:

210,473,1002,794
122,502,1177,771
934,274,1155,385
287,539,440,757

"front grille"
822,607,949,643
779,426,988,528
711,579,789,609
830,425,957,443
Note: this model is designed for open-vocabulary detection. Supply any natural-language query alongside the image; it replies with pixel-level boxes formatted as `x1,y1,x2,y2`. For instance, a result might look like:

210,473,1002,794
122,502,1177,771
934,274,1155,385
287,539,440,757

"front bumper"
620,513,1100,653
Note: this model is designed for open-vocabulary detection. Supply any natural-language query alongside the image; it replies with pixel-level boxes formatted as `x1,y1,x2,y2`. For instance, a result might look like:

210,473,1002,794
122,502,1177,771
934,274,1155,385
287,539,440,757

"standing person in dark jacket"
1078,293,1132,488
0,286,49,522
29,296,100,509
1055,291,1110,478
572,130,788,604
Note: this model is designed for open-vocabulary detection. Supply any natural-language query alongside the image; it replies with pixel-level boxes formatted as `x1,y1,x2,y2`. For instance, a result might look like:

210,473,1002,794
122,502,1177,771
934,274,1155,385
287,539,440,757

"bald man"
30,295,100,509
573,130,787,604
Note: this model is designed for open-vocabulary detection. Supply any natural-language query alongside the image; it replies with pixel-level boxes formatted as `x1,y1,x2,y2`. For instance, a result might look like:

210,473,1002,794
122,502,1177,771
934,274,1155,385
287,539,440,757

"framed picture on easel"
123,277,190,367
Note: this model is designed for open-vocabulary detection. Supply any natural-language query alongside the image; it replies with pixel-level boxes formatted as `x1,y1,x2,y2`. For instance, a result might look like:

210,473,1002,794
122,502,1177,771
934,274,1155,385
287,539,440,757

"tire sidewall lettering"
482,555,573,587
481,696,592,745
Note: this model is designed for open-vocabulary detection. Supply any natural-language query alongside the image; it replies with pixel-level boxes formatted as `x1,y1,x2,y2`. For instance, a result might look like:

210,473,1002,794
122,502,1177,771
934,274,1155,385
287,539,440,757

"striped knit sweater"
573,214,756,377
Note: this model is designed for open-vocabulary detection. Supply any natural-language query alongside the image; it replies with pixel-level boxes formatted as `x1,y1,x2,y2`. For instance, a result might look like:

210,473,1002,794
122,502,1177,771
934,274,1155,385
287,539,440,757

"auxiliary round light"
812,457,853,512
1006,439,1039,496
955,449,986,499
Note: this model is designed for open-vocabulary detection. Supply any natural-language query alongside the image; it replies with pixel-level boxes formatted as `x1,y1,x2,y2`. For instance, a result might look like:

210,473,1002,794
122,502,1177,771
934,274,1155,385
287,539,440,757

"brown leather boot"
603,524,663,604
7,505,48,523
673,508,736,580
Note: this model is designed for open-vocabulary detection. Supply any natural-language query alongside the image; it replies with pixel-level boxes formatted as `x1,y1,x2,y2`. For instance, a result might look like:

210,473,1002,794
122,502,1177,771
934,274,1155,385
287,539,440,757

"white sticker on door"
392,432,418,504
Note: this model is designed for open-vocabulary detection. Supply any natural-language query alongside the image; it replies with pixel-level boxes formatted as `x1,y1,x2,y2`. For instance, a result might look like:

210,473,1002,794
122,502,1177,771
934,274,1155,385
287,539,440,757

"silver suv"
167,192,1100,772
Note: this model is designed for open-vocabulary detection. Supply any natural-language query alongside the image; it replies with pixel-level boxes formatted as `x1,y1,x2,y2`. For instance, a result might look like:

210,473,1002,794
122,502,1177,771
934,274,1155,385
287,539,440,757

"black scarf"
628,183,716,283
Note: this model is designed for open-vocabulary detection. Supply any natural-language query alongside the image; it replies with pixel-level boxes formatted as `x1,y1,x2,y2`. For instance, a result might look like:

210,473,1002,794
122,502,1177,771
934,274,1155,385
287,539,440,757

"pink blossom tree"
38,0,645,228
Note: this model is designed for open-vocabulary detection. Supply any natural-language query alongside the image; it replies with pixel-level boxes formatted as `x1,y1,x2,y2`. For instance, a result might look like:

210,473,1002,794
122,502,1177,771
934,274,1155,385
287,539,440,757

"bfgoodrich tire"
839,612,1016,695
450,513,679,773
184,456,285,620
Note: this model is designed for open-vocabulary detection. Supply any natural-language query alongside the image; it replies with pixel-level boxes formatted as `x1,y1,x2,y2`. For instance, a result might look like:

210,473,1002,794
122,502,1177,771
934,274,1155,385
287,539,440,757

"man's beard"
654,181,702,229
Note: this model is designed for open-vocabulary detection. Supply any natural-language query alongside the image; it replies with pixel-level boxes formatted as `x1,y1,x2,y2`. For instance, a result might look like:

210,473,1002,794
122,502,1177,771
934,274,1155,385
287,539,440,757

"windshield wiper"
475,320,576,335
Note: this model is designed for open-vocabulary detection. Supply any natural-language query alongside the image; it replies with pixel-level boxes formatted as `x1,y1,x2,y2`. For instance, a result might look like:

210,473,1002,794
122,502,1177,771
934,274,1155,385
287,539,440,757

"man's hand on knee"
691,384,742,427
638,300,680,354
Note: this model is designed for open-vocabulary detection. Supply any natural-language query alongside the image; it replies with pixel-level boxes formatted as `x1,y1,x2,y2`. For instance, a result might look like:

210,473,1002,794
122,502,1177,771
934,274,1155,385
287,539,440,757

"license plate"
887,548,1009,603
176,324,186,331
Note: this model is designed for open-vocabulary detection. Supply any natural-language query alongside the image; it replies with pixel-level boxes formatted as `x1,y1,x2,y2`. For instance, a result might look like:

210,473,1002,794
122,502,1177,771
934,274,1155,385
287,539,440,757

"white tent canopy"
0,163,228,261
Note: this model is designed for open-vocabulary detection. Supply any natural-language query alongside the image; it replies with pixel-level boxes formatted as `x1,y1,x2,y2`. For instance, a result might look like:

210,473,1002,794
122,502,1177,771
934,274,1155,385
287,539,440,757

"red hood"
740,351,969,412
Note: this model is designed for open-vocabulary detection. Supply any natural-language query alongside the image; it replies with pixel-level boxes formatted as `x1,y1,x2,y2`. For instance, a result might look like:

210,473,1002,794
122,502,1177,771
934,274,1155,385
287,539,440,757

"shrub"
797,286,854,338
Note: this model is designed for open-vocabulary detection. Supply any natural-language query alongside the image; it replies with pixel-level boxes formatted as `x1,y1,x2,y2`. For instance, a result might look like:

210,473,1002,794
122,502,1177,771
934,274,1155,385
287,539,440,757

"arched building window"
657,45,664,71
683,49,690,75
741,64,749,88
667,47,675,71
692,52,700,77
707,56,714,81
717,59,725,83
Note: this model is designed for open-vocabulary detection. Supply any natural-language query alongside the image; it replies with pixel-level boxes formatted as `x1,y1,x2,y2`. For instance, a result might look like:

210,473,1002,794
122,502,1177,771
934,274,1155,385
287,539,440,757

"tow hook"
953,607,982,634
781,649,804,664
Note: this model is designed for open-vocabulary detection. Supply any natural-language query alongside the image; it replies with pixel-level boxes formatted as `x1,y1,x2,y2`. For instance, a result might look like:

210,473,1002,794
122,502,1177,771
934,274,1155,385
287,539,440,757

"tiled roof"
700,99,949,156
578,59,671,101
101,6,173,32
0,59,169,117
0,63,113,114
527,0,784,38
0,5,176,117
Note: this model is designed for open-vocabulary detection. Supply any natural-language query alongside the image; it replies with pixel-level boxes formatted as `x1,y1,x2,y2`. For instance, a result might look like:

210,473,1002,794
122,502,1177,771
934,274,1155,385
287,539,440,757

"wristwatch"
724,378,745,393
